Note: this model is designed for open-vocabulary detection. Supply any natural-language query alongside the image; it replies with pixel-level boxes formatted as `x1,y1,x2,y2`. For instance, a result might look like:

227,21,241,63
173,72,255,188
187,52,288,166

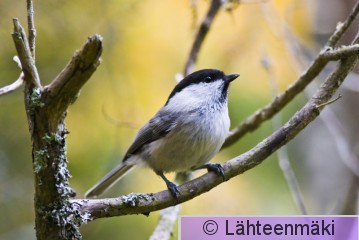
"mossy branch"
27,34,102,239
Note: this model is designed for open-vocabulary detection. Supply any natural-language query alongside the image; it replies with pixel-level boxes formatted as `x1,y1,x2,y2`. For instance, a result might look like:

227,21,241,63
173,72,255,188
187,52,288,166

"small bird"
85,69,239,199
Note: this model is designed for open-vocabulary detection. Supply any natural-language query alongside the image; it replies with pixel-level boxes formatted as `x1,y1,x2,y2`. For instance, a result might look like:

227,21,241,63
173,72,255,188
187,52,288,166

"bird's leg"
157,171,180,200
194,163,225,180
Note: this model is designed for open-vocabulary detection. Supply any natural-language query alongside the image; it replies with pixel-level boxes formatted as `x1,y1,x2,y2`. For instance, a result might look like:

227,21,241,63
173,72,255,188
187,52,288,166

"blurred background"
0,0,358,239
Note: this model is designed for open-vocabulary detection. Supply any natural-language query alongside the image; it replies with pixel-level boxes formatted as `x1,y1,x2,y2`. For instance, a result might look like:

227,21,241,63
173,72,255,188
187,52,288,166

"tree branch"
26,0,36,59
149,205,181,240
326,1,359,48
183,0,222,75
222,2,359,148
44,35,103,119
26,34,102,239
74,53,358,219
0,73,24,96
12,18,41,88
262,55,307,214
222,53,327,148
0,57,24,96
321,44,359,61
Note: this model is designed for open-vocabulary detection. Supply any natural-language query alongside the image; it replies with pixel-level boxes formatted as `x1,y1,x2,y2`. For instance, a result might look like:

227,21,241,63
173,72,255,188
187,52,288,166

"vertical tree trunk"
12,17,102,237
27,88,79,239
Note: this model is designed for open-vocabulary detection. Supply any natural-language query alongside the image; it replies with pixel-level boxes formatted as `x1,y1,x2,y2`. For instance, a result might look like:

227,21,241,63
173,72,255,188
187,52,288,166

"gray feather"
85,162,135,198
123,110,178,161
85,110,178,198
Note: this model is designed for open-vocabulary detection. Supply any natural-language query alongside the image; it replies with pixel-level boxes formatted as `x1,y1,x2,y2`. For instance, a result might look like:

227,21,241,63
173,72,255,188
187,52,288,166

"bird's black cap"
166,69,239,103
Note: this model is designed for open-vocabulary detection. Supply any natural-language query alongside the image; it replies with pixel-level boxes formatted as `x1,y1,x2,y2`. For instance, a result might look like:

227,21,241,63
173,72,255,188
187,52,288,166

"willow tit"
85,69,239,199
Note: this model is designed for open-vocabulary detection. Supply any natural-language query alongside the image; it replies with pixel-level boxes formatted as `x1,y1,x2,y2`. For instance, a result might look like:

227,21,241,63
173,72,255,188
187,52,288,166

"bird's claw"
166,181,180,200
206,163,225,180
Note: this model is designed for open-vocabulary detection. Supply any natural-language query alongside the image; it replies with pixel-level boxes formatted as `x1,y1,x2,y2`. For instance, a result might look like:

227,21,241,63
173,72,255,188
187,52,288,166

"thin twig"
149,205,181,240
222,2,359,149
326,1,359,48
12,18,41,88
45,35,103,119
262,56,307,215
315,94,342,109
321,44,359,61
26,0,36,59
0,56,25,96
0,74,24,96
183,0,222,75
308,82,359,178
282,9,359,178
222,54,327,148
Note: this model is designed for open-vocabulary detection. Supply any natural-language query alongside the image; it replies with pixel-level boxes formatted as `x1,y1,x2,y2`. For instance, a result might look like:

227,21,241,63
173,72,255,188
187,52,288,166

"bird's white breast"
140,81,230,172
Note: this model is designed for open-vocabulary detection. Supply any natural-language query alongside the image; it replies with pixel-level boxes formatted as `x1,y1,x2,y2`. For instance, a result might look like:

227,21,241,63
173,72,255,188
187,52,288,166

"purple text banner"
180,216,358,240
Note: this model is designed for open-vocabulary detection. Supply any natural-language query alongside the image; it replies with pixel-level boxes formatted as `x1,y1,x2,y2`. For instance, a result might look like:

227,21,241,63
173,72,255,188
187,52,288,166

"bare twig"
75,53,358,219
12,18,41,88
321,44,359,61
149,205,181,240
44,35,103,118
26,0,36,59
183,0,222,75
0,74,24,96
309,83,359,178
0,56,24,96
222,2,359,149
222,54,327,148
262,56,307,215
281,9,359,179
326,1,359,48
316,94,342,109
190,0,199,30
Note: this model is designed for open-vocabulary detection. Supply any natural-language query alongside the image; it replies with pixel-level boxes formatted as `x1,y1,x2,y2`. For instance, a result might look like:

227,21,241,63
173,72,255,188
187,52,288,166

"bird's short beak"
225,74,240,83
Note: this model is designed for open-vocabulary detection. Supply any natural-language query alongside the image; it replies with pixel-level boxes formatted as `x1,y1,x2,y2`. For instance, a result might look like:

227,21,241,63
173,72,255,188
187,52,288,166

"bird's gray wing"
123,110,178,161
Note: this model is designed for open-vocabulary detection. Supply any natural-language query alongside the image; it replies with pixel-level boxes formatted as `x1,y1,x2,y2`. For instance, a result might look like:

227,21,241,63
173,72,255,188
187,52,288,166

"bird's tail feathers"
85,162,135,198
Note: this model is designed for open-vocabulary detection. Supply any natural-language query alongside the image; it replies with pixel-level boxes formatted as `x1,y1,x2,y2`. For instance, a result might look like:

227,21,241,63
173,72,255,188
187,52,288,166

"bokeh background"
0,0,358,239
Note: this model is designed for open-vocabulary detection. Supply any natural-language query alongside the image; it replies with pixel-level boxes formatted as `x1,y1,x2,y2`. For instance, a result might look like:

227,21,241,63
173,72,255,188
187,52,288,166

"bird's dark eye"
204,76,212,82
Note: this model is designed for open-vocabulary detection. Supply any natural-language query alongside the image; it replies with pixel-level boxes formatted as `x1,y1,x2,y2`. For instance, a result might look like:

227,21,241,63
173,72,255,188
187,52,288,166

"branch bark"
12,18,41,89
29,35,102,240
183,0,222,75
26,0,36,59
149,205,181,240
43,35,103,122
326,1,359,48
11,16,103,238
0,73,24,96
320,44,359,61
262,56,307,214
222,1,359,148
